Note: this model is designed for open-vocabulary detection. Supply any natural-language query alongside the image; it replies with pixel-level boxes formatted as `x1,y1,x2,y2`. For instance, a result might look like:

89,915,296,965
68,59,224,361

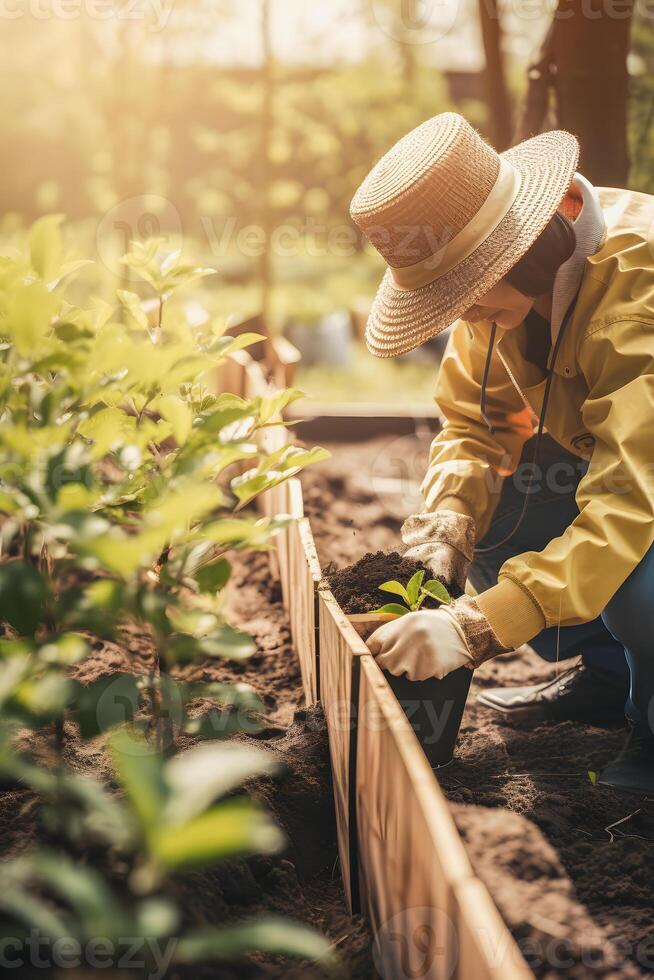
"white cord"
555,590,563,678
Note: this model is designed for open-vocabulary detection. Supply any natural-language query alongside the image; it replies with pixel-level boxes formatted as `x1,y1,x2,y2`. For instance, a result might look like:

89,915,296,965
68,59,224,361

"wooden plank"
215,348,250,399
356,654,472,980
288,406,441,442
287,516,321,705
270,334,301,389
318,586,370,914
356,655,532,980
276,478,303,610
453,878,533,980
244,354,274,401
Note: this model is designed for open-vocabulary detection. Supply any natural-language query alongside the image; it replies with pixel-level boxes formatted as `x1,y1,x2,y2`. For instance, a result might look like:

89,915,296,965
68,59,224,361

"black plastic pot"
383,666,472,768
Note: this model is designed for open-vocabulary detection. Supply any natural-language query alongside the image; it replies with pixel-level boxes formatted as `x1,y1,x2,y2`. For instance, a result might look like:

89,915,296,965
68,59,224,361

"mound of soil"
325,549,461,614
303,438,654,978
452,804,642,979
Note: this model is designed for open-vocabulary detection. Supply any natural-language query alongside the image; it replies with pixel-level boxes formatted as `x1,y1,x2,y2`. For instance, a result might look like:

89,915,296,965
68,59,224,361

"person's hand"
366,607,474,681
401,510,475,596
366,596,510,680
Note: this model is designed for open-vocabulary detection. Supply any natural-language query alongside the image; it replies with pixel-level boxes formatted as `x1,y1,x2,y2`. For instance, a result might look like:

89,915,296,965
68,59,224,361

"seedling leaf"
372,603,409,617
378,580,410,604
406,570,425,606
422,579,452,604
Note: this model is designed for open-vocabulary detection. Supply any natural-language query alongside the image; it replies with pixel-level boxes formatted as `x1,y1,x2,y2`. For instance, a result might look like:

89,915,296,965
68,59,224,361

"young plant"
373,569,451,616
0,733,338,974
0,217,334,969
0,218,328,755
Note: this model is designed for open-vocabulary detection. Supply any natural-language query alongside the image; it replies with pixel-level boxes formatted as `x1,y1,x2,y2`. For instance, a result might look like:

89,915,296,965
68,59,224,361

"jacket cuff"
474,577,545,650
450,594,512,667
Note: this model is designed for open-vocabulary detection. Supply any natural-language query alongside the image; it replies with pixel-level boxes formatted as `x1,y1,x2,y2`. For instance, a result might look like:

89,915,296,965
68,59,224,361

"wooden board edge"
318,586,371,658
453,877,533,980
297,516,322,583
358,654,473,886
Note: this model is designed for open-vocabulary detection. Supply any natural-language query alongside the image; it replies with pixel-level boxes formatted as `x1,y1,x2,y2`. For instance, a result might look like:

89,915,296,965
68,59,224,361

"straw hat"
350,112,579,358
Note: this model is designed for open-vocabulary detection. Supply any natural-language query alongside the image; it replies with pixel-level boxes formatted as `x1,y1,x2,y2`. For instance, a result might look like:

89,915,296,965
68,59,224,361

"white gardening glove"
401,510,475,596
366,596,509,681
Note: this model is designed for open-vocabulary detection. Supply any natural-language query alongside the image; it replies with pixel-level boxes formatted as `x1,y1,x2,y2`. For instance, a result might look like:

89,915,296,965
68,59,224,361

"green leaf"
117,289,149,329
378,580,410,604
26,851,128,939
0,561,47,635
210,332,266,358
371,603,409,616
110,729,168,833
28,214,64,281
18,672,74,722
169,623,256,664
134,897,179,940
421,580,452,605
4,280,59,356
195,558,231,594
199,517,287,549
71,674,141,740
588,770,598,785
38,633,89,666
157,394,193,445
254,390,302,425
174,917,338,969
152,800,283,870
79,406,136,459
0,878,70,941
406,570,425,606
163,743,279,825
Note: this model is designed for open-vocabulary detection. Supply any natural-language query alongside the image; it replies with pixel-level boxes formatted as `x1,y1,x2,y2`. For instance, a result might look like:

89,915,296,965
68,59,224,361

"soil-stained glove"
366,596,510,681
401,510,476,596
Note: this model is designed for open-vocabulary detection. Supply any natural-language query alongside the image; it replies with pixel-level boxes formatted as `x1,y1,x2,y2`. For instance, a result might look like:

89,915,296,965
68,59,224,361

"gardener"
351,112,654,795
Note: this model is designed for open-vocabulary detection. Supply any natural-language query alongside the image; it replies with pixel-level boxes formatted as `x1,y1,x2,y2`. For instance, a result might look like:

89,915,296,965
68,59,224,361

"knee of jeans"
601,570,648,647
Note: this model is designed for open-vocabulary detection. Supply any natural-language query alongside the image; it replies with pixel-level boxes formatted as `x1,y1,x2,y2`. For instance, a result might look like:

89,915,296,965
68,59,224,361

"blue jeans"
468,435,654,734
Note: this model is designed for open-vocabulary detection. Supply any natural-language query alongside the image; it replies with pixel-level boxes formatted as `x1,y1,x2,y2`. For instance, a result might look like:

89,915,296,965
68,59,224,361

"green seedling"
373,569,451,616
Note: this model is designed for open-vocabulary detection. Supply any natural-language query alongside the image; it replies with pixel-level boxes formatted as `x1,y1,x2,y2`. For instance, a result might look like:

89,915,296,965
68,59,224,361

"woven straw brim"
365,130,580,358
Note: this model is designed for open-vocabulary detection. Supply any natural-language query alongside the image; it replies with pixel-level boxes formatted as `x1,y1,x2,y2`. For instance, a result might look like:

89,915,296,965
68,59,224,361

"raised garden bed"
302,435,654,979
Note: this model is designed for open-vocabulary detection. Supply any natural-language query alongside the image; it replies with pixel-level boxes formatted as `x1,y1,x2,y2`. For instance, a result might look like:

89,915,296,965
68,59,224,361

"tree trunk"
478,0,513,149
517,0,634,186
259,0,273,321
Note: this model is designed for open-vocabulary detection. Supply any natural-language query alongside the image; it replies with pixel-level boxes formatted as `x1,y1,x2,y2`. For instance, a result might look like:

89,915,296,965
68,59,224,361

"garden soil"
302,435,654,979
325,550,445,613
0,548,372,979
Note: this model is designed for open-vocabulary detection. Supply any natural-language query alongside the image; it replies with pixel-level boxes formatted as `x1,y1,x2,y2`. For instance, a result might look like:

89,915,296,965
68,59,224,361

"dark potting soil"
302,437,654,979
324,549,461,614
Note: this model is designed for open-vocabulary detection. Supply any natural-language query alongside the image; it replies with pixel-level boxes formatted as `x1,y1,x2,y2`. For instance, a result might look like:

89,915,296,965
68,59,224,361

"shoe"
476,663,628,727
598,723,654,795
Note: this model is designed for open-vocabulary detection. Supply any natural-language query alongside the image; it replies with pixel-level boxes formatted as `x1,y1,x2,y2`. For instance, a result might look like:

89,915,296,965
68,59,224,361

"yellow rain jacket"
423,179,654,645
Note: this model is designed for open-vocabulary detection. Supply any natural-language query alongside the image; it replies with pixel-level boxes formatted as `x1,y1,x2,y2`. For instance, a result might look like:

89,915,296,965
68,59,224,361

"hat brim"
365,129,580,358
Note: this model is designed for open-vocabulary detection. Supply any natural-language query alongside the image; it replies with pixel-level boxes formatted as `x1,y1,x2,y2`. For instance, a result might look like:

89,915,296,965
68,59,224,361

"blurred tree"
628,7,654,192
259,0,274,320
515,0,634,186
478,0,512,149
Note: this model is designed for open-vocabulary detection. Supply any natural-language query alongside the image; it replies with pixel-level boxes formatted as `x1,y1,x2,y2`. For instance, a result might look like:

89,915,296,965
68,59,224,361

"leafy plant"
0,734,338,973
0,218,328,755
373,570,451,616
0,217,334,971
